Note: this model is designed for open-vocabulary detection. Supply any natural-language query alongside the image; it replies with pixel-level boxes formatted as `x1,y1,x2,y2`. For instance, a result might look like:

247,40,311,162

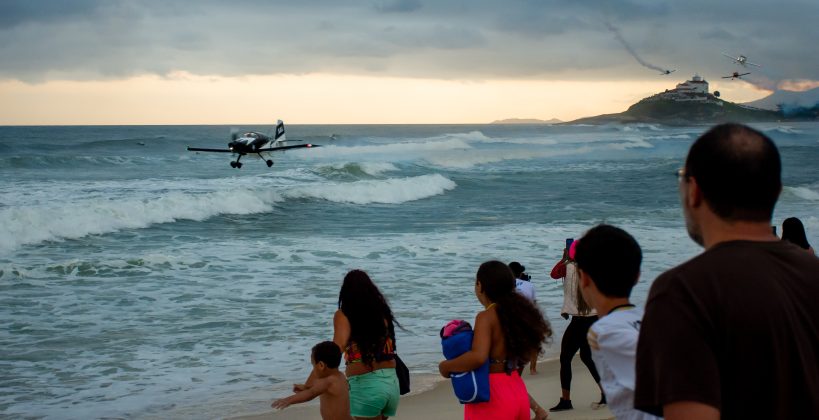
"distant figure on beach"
782,217,815,254
309,270,401,420
548,241,605,412
509,261,538,374
575,225,660,420
439,260,552,420
273,341,353,420
635,123,819,419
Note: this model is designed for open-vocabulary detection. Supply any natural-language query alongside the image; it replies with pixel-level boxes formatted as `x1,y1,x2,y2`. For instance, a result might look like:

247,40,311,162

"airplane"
187,120,318,168
722,53,761,68
659,69,676,75
722,71,751,80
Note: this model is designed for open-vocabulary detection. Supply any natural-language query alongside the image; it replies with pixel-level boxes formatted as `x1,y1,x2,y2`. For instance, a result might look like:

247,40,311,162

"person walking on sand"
301,270,401,420
273,341,353,420
575,224,660,420
635,123,819,419
439,261,552,420
548,241,606,412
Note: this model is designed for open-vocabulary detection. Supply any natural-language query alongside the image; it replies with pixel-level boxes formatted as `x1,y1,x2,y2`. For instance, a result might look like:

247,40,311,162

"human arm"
663,401,720,420
332,309,351,357
438,311,491,377
272,377,331,409
634,274,721,417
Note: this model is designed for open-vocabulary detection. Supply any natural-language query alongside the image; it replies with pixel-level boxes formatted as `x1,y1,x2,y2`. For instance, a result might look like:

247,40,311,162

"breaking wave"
0,190,283,253
784,186,819,201
283,174,456,205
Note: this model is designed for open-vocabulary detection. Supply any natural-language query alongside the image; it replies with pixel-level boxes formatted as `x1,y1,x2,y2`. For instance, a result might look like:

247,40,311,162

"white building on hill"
644,74,720,104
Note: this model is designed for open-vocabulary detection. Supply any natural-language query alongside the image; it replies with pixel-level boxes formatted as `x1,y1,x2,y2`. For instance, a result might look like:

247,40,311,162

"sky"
1,0,817,125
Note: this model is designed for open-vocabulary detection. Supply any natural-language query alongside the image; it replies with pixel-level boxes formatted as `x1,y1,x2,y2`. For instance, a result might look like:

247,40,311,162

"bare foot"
530,368,538,375
533,407,549,420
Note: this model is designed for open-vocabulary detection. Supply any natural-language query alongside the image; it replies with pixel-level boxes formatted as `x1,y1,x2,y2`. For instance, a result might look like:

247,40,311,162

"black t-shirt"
635,240,819,419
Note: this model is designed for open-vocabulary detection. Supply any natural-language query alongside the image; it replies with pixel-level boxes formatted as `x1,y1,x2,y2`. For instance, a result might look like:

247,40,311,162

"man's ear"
315,361,326,370
688,177,704,209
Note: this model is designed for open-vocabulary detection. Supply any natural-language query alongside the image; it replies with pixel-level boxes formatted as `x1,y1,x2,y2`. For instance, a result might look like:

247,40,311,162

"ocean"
1,122,817,419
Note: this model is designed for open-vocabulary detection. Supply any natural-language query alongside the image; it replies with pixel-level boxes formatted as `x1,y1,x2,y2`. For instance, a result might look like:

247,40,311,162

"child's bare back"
318,371,352,420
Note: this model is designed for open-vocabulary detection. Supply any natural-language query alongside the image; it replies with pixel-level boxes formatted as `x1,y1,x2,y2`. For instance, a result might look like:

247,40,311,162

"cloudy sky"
1,0,817,124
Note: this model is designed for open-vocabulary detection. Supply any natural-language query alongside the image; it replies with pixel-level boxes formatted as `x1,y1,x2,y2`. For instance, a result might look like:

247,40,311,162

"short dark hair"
575,224,642,298
685,123,781,221
312,341,341,369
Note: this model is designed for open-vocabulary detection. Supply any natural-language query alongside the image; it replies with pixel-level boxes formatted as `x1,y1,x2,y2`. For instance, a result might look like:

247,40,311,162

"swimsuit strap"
485,303,497,311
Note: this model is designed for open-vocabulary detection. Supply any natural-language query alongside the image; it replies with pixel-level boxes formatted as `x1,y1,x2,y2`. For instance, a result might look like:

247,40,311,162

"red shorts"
464,371,529,420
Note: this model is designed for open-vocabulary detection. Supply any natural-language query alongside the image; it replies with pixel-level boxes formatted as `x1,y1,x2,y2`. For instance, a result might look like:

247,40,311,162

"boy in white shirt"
575,225,660,420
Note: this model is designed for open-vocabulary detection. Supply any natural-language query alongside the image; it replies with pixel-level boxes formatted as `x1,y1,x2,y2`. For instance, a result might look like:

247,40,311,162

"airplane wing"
256,144,319,152
187,146,234,153
739,72,751,77
746,62,761,68
722,52,737,60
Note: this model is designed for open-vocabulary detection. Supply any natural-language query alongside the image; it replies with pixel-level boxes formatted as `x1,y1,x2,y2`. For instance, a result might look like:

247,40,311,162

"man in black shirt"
634,123,819,419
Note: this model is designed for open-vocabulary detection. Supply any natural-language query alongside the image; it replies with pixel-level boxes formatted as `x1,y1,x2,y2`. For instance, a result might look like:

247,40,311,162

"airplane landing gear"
266,160,274,167
231,154,244,169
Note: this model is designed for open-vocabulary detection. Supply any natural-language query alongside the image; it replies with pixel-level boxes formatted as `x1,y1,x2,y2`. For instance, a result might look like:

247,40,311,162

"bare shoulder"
328,372,348,395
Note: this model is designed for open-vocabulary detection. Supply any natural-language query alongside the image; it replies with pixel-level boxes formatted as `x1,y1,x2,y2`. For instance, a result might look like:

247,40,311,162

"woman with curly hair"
333,269,400,419
439,260,553,420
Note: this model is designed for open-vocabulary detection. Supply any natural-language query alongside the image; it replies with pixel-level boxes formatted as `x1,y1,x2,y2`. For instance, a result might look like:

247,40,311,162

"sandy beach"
231,357,612,420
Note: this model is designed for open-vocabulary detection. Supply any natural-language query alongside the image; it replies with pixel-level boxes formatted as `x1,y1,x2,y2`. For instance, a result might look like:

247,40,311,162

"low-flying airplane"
722,71,751,80
187,120,318,168
722,53,761,68
659,69,676,75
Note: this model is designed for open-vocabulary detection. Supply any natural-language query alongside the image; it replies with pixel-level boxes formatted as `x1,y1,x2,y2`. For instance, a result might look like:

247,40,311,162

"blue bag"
441,326,490,404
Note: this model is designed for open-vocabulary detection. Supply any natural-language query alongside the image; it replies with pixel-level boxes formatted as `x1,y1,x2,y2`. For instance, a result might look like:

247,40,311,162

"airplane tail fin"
274,120,286,142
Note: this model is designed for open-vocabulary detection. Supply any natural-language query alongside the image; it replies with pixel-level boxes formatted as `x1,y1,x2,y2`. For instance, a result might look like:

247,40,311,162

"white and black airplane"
187,120,317,168
722,71,751,80
722,53,761,68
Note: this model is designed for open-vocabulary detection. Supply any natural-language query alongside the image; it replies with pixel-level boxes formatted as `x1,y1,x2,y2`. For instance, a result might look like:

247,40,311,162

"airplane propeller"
230,128,239,142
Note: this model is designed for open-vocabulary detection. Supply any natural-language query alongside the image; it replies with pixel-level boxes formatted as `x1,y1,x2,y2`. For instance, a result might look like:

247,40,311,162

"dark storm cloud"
0,0,816,85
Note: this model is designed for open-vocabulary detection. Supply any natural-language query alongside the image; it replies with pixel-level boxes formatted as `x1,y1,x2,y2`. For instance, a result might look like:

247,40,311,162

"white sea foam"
283,174,456,204
766,125,803,134
784,186,819,201
0,189,283,252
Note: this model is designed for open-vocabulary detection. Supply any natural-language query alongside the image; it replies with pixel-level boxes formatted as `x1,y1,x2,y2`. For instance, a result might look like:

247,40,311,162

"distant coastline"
490,118,563,124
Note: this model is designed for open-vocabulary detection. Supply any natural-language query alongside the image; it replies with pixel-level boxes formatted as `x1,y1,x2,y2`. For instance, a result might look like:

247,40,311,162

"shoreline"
230,358,613,420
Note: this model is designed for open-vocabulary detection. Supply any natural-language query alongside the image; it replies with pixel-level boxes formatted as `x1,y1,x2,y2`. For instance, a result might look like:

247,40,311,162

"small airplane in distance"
659,69,676,75
722,53,761,68
187,120,318,168
722,71,751,80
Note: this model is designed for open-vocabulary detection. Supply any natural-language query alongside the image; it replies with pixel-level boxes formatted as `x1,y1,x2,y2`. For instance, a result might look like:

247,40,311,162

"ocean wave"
303,138,472,158
0,189,283,253
619,123,664,132
784,186,819,201
0,155,164,169
765,126,803,135
314,162,399,178
282,174,456,204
